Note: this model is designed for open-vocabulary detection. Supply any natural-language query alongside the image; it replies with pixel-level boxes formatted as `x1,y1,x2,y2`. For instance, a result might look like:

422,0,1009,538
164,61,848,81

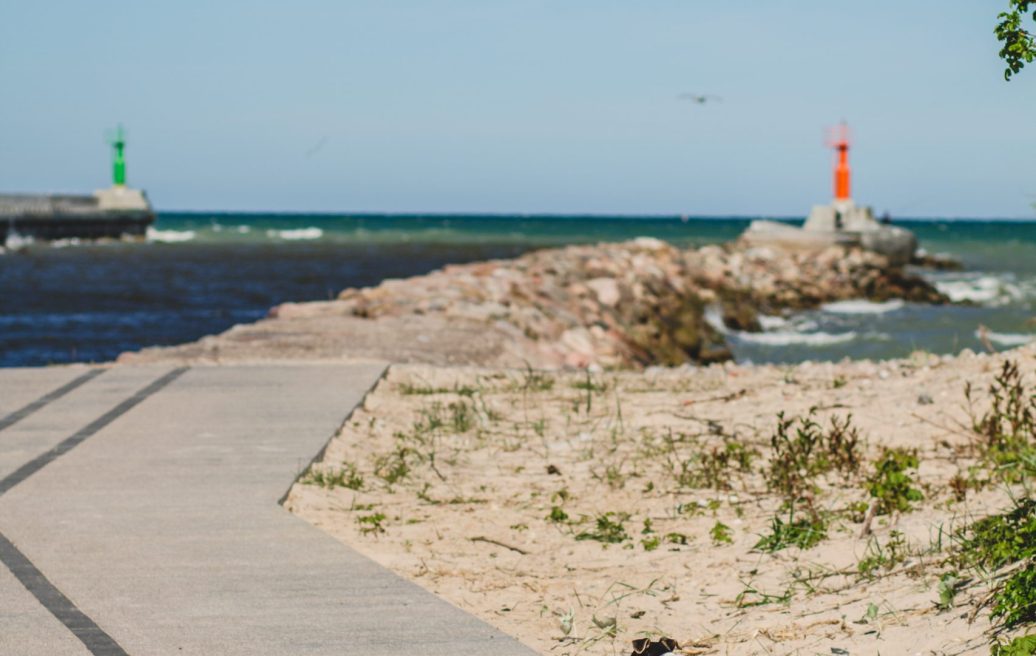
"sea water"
1,213,1033,367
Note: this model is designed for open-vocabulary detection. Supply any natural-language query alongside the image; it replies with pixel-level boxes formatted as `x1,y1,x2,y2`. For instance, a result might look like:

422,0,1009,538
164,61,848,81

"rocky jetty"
122,238,946,369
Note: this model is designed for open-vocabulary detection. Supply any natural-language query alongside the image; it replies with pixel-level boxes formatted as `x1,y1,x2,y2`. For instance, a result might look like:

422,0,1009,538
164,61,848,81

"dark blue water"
1,213,1033,367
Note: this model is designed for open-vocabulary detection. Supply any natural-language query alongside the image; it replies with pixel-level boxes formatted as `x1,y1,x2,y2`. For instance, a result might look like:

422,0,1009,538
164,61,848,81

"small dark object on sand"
917,393,934,405
547,464,562,475
631,637,680,656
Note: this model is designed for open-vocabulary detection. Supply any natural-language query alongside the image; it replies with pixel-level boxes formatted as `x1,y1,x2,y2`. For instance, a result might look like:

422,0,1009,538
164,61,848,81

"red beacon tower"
826,122,852,205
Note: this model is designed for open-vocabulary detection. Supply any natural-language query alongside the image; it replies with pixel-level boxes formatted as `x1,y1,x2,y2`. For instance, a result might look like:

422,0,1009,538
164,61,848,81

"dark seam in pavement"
0,369,105,433
0,368,187,497
0,530,129,656
0,367,188,656
276,363,390,506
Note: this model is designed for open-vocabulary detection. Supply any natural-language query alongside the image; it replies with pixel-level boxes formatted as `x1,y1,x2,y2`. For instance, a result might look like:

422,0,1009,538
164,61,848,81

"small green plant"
767,410,862,510
966,359,1036,482
992,635,1036,656
575,512,630,544
398,383,477,397
735,582,792,608
710,521,733,545
641,535,661,551
832,375,848,389
754,510,827,552
956,497,1036,570
356,512,386,535
866,448,924,515
992,565,1036,630
374,447,412,484
858,530,909,579
547,505,570,523
678,438,758,490
448,400,473,433
301,463,364,490
665,532,688,545
937,572,962,611
519,364,555,392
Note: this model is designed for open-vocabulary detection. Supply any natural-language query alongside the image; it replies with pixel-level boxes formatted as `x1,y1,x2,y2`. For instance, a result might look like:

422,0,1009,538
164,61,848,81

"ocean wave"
147,227,197,243
736,330,859,346
3,232,34,250
821,299,905,315
979,330,1034,347
265,227,323,240
758,314,790,330
935,275,1021,305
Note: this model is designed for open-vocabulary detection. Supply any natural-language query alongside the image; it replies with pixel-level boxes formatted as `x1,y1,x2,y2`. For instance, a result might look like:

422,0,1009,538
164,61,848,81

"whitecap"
147,227,196,243
3,231,34,250
935,276,1020,304
266,227,323,240
50,237,83,248
821,299,905,315
736,330,859,346
758,314,789,330
979,330,1034,347
703,306,728,334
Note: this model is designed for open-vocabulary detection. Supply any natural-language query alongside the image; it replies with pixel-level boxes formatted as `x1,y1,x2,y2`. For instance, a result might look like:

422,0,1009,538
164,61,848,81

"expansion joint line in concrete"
0,368,187,497
0,368,105,433
0,532,129,656
0,367,188,656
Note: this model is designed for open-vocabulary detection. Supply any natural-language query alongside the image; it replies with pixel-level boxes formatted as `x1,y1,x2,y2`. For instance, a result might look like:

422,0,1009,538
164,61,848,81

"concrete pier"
0,189,154,244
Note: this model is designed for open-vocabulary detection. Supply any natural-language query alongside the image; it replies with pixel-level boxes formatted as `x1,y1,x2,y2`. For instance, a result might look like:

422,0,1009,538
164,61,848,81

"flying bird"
678,93,722,105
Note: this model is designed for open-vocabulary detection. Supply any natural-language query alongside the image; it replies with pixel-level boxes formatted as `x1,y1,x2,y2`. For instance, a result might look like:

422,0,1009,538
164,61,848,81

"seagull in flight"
678,93,722,105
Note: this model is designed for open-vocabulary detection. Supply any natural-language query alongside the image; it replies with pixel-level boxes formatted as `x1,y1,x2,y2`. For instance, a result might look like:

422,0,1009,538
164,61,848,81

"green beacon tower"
93,125,149,212
111,125,127,186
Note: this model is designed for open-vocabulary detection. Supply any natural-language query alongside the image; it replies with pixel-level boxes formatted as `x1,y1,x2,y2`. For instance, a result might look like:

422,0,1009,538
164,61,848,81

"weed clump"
301,463,364,490
575,512,630,544
678,437,758,490
967,360,1036,482
858,530,909,579
955,498,1036,632
767,410,862,511
710,521,733,545
754,510,827,553
957,498,1036,570
866,448,924,515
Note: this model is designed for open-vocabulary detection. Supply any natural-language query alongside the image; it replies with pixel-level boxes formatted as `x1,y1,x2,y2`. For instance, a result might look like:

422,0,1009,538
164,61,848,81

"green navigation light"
110,125,126,186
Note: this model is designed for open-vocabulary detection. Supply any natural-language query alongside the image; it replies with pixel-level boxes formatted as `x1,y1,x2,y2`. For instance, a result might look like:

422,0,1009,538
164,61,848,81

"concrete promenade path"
0,364,537,656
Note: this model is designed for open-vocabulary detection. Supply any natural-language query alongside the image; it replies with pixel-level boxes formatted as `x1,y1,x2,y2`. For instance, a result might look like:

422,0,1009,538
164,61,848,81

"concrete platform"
0,364,537,656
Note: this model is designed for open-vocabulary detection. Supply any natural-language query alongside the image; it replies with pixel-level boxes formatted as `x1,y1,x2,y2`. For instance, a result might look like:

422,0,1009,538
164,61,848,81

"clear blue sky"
1,1,1033,217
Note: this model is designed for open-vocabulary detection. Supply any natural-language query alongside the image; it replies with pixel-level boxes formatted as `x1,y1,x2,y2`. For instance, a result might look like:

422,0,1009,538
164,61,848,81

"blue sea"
1,213,1033,367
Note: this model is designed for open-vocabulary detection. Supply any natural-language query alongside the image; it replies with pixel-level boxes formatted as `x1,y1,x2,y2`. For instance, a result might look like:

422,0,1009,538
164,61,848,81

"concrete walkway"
0,364,536,656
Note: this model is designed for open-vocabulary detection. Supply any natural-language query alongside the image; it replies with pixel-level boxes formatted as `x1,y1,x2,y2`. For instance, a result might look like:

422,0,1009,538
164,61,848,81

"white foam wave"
50,238,83,248
737,330,859,346
3,231,34,250
979,330,1034,347
266,227,323,240
758,314,790,330
822,299,904,315
935,276,1021,305
703,306,728,334
147,227,196,243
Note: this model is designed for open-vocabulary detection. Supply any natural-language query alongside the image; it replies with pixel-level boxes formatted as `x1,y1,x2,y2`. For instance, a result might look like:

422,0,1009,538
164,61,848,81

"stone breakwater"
120,238,946,368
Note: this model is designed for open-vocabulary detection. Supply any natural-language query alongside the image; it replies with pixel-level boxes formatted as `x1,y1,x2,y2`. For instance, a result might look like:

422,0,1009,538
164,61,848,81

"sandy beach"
120,238,1034,654
284,345,1033,655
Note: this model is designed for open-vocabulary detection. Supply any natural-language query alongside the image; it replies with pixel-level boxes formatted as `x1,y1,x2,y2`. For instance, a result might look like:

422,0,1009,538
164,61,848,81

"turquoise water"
2,213,1034,367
